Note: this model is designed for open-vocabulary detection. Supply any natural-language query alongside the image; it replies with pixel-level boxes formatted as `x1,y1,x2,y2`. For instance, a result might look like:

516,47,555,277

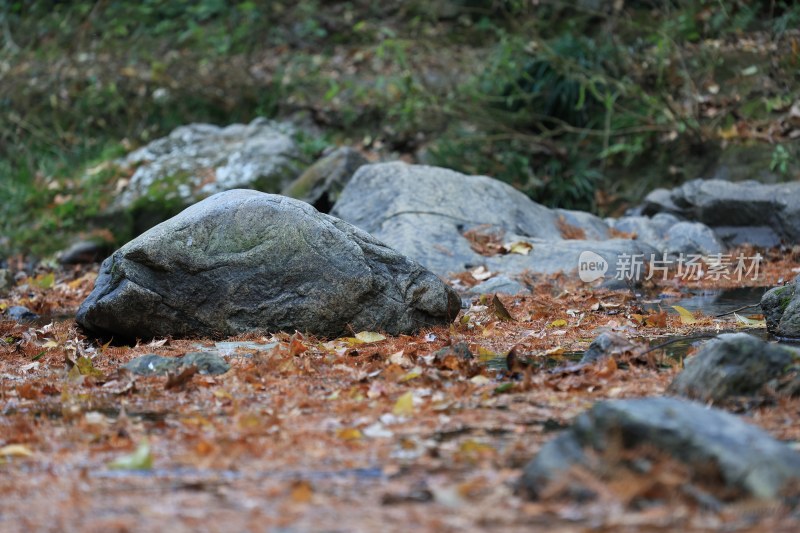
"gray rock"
553,209,611,240
642,178,800,247
612,213,724,258
520,397,800,501
331,163,659,281
6,306,39,323
57,240,111,265
662,221,725,257
331,162,563,276
488,238,660,280
641,188,682,216
761,278,800,338
669,333,800,403
468,275,527,295
281,147,367,212
114,118,306,232
124,352,230,376
77,189,460,340
579,331,636,364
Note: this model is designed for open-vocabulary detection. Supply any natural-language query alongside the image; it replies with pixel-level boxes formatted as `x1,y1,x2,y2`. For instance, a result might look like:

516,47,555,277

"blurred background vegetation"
1,0,799,257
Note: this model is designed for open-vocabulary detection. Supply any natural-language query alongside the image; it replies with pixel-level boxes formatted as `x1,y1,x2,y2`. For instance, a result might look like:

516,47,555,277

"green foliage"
770,145,791,176
2,0,799,256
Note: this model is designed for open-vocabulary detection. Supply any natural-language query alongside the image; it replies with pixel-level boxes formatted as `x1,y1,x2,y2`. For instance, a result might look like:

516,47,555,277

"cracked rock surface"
77,189,460,340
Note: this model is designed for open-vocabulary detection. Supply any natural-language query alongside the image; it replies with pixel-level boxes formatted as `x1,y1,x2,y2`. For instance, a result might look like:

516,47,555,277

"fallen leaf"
645,311,668,327
290,480,314,503
506,241,533,255
336,428,364,441
75,356,104,378
32,272,55,290
147,338,168,348
734,313,766,328
102,368,136,395
108,439,153,470
0,444,33,457
470,266,493,281
393,391,414,416
355,331,386,343
398,366,422,383
671,305,697,325
550,319,568,327
492,294,515,321
165,365,198,390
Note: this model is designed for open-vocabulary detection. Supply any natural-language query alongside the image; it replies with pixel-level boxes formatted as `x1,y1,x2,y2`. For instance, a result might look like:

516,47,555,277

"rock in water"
762,278,800,339
77,190,460,340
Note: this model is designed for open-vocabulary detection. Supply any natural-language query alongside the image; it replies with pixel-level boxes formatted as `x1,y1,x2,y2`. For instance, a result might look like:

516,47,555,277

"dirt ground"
2,248,800,531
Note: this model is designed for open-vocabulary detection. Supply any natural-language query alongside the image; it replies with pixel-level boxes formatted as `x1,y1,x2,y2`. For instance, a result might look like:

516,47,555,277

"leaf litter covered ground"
3,249,800,531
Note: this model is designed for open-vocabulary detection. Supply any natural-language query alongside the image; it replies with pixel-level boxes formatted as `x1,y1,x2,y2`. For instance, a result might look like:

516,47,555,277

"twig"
715,303,761,318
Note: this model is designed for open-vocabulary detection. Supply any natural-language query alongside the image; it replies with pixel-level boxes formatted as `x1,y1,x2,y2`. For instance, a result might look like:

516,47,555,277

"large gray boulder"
114,118,306,232
641,179,800,247
521,397,800,501
331,163,661,279
77,189,460,340
669,333,800,403
761,278,800,338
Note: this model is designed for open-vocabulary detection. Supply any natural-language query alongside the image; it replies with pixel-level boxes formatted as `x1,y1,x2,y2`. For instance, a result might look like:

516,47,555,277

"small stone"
579,331,636,364
6,306,39,323
123,352,230,376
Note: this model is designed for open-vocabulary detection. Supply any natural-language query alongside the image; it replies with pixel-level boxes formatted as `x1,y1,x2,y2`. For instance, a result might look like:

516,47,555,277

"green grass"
2,0,799,257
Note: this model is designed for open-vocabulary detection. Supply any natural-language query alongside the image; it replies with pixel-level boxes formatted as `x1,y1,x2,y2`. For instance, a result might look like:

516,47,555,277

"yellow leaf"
108,439,152,470
398,366,423,382
476,346,498,361
213,389,233,400
33,272,55,290
393,391,414,416
550,319,568,327
543,345,565,356
355,331,386,343
734,313,766,328
41,339,59,348
0,444,33,457
100,338,113,354
507,241,533,255
76,356,104,378
470,375,491,385
672,305,697,325
459,439,495,454
336,428,363,441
